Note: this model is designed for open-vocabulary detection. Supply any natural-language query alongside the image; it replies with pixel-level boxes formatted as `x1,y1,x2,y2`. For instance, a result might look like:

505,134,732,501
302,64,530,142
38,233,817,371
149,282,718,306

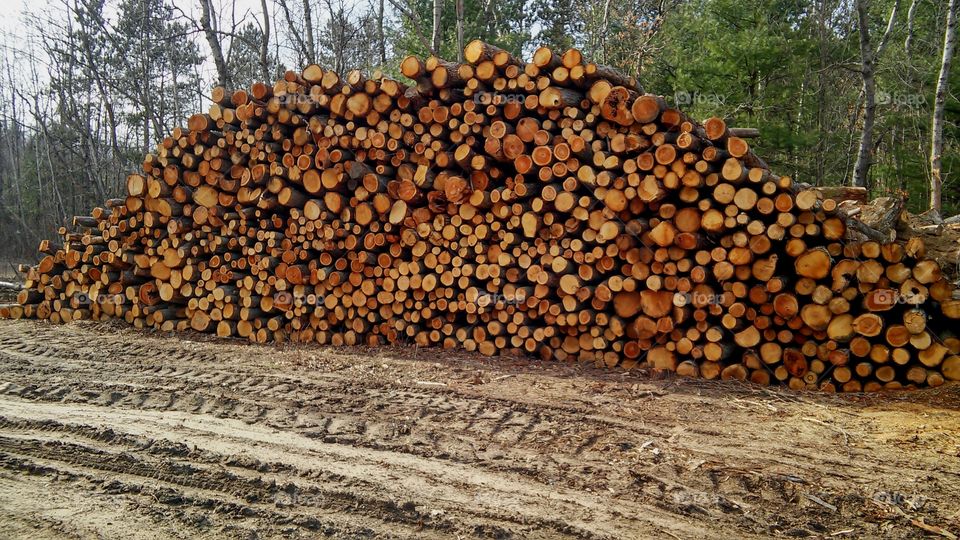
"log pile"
4,41,960,391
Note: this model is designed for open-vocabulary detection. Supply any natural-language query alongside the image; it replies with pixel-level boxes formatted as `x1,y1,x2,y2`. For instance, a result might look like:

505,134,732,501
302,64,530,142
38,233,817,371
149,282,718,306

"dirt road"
0,319,957,538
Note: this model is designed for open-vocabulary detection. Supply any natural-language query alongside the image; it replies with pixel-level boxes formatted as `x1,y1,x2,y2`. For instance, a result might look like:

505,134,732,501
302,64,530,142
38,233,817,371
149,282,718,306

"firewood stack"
4,41,960,391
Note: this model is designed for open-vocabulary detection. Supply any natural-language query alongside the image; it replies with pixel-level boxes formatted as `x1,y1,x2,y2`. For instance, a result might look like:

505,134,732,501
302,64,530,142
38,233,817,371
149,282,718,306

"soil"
0,319,957,539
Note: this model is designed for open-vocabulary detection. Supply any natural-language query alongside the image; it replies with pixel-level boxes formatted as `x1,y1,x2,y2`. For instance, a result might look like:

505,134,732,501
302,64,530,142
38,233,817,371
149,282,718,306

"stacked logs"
4,41,960,392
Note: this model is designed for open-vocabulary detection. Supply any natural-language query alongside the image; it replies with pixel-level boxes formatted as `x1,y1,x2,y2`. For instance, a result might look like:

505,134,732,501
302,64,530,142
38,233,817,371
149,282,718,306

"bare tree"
852,0,901,189
304,0,317,63
199,0,230,88
930,0,958,214
322,0,348,72
260,0,271,81
276,0,307,63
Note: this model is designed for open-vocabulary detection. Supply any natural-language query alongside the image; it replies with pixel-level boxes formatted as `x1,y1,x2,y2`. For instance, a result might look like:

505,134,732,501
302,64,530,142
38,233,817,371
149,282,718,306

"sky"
0,0,302,88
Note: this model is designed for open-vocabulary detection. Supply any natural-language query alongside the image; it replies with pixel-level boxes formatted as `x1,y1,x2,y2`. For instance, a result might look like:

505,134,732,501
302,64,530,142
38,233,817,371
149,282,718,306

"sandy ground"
0,319,957,539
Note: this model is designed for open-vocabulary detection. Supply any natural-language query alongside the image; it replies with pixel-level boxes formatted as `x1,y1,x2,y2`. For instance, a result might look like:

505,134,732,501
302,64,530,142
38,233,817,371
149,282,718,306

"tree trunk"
303,0,317,64
852,67,876,190
378,0,387,66
930,0,958,214
600,0,612,62
456,0,464,62
260,0,271,82
852,0,901,190
432,0,442,54
904,0,920,61
199,0,230,89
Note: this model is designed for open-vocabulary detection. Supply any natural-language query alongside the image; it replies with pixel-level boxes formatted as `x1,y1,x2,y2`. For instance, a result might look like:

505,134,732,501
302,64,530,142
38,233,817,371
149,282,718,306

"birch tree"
930,0,958,214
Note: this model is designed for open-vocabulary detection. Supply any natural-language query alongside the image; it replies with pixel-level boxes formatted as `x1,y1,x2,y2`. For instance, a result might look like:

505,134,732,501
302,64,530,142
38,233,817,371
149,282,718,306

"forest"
0,0,956,263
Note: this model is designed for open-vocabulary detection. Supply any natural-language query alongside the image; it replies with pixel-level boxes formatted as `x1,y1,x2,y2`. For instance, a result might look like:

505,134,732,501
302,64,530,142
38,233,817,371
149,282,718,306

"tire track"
0,319,958,538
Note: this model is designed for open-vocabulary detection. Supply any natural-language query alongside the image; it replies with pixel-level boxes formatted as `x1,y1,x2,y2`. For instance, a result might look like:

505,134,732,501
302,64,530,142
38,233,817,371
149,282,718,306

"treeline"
0,0,956,263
